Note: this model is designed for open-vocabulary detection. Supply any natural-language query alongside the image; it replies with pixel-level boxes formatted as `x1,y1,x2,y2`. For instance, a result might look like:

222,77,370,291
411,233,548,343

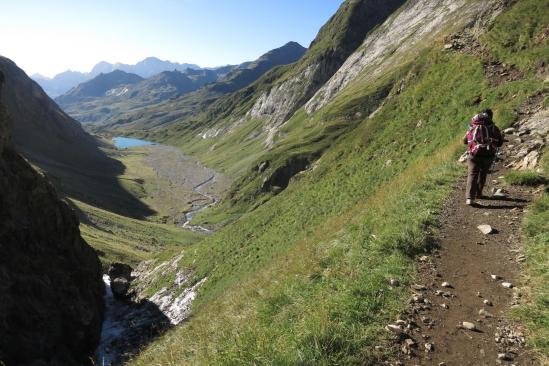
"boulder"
108,263,133,300
111,278,131,300
109,262,133,281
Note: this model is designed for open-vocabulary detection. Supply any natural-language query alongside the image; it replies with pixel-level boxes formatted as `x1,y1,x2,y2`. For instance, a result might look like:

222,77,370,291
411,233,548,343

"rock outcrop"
95,256,205,365
0,72,104,365
247,0,406,133
305,0,505,114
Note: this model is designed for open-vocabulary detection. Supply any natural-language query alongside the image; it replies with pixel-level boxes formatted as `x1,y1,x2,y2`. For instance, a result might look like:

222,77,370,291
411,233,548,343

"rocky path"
390,120,547,365
395,173,537,365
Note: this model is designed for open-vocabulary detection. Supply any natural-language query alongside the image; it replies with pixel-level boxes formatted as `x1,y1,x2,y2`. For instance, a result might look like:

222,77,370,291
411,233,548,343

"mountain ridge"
33,57,202,97
59,41,307,126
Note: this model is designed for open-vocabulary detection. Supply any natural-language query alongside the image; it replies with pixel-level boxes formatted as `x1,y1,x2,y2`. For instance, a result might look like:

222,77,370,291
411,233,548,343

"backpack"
466,113,497,156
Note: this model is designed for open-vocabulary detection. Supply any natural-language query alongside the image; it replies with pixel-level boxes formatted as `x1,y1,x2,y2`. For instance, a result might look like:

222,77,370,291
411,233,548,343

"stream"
95,275,124,366
181,174,218,233
94,139,226,365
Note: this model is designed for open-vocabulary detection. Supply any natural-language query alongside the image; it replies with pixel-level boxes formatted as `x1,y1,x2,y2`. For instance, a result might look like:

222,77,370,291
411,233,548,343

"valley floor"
74,140,229,268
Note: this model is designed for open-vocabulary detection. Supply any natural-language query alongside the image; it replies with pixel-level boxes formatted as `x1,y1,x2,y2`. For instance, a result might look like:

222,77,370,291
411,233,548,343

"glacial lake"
112,136,156,149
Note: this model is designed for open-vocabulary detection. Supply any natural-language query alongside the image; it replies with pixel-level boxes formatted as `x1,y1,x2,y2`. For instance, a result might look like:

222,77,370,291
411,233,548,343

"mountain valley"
0,0,547,365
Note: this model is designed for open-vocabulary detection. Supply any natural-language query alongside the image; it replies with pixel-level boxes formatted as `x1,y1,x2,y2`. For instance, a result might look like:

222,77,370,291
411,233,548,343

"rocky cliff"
0,73,104,365
0,56,104,170
246,0,406,129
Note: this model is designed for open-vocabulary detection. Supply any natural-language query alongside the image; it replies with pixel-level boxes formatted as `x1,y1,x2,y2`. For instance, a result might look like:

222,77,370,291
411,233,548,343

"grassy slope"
124,2,546,364
515,149,548,359
74,198,201,269
64,143,205,268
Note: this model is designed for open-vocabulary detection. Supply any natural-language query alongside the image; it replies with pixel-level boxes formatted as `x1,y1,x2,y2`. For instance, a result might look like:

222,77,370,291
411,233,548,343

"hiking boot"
466,199,474,205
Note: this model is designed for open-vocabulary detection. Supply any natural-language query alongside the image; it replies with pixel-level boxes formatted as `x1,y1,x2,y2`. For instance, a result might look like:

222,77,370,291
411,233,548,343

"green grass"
129,49,543,366
504,170,547,186
481,0,549,72
515,149,548,361
121,1,547,364
72,198,202,269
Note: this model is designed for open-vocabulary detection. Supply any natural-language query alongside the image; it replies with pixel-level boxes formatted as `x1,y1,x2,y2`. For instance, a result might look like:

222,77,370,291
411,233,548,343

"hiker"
463,108,503,205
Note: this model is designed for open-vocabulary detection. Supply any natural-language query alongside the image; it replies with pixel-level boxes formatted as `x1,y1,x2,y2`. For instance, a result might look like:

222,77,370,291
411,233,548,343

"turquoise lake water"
112,137,156,149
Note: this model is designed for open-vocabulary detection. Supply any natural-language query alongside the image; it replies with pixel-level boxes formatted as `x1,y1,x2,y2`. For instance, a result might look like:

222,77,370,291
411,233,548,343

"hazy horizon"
2,0,343,78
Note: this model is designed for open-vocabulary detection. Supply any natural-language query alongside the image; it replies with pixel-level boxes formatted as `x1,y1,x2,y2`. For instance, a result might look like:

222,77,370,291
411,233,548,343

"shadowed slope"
0,56,154,218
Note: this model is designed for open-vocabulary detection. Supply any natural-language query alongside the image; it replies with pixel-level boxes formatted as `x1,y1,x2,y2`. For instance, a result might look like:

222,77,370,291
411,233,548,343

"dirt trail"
396,159,541,365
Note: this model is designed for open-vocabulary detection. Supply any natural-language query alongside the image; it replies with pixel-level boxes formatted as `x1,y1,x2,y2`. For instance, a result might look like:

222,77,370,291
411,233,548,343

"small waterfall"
95,275,124,366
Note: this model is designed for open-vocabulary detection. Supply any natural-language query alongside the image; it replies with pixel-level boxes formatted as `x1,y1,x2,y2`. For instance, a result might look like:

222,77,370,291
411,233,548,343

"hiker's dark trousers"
466,155,494,199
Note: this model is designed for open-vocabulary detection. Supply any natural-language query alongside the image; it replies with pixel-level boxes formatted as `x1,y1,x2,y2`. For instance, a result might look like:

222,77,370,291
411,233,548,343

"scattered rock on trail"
441,281,452,288
498,352,514,361
493,188,507,198
483,299,493,306
502,282,514,288
479,309,494,318
478,224,494,235
412,284,427,291
461,321,476,330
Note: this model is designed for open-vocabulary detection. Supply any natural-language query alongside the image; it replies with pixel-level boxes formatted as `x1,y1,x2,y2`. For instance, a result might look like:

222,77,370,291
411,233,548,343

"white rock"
462,321,476,330
491,274,501,280
502,282,514,288
493,189,507,198
478,224,494,235
483,299,493,306
441,282,452,288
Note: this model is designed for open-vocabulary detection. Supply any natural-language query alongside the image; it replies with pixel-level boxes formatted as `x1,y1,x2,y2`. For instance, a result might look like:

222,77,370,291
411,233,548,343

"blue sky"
1,0,344,77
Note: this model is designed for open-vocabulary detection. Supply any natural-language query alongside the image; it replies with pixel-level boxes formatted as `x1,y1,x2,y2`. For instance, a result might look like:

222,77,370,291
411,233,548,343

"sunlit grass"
124,2,547,364
514,150,549,361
